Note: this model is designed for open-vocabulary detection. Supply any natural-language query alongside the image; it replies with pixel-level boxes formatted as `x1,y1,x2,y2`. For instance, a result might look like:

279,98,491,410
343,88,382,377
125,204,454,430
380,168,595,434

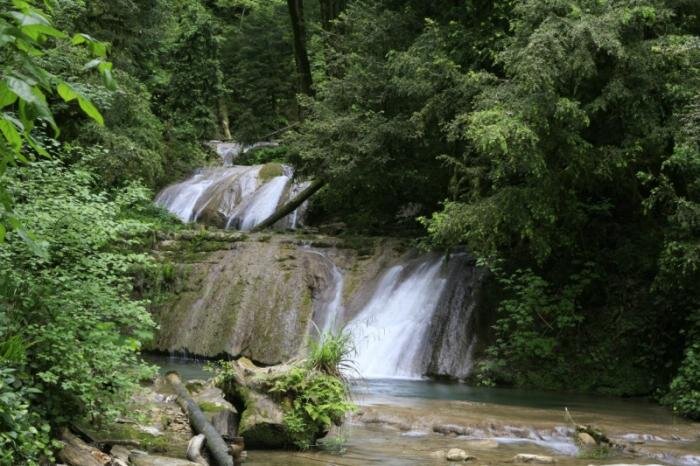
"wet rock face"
151,235,489,378
152,241,324,363
150,235,403,365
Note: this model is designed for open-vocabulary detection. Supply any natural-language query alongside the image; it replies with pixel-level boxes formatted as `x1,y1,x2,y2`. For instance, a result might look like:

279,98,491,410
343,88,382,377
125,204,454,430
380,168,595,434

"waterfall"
227,175,291,230
155,168,235,222
155,157,307,230
304,249,345,334
347,255,450,379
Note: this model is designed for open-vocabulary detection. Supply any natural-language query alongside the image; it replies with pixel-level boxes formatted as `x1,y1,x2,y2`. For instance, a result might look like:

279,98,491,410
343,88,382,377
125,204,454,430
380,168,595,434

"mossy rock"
237,390,292,449
258,163,285,182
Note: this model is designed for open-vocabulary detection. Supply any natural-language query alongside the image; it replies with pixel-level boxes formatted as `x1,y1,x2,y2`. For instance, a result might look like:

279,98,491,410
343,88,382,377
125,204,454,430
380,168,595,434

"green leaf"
77,97,104,125
0,118,22,151
56,82,79,102
5,76,39,106
0,83,17,108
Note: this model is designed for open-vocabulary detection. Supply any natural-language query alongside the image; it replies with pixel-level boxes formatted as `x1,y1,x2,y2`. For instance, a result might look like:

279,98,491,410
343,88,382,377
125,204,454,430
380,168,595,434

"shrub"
664,341,700,420
269,367,355,449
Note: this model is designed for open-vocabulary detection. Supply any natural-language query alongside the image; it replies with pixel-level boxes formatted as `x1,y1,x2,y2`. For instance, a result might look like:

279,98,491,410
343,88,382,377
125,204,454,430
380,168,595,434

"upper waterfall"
155,144,308,230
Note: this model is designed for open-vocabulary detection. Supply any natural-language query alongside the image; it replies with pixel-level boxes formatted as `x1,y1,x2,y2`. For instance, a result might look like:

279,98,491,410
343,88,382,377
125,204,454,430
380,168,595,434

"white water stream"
347,256,450,379
155,143,307,230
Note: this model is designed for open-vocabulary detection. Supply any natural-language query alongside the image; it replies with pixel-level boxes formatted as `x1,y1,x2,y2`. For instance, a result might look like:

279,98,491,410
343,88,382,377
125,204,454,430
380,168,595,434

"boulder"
512,454,556,464
446,448,475,461
193,382,239,438
109,445,131,463
577,432,597,447
237,390,290,448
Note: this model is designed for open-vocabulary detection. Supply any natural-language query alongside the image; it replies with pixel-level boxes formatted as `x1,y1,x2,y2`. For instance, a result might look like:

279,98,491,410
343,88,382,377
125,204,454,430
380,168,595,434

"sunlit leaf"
77,97,104,125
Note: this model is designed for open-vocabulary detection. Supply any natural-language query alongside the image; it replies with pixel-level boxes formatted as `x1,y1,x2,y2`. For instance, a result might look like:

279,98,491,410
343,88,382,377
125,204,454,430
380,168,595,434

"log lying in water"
166,372,234,466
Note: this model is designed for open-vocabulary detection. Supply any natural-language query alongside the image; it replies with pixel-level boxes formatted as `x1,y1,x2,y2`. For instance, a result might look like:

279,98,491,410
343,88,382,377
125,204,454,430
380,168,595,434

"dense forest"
1,0,699,463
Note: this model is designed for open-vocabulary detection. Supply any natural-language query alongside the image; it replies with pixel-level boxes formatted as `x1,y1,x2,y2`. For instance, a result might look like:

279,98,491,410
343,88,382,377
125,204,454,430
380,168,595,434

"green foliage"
419,0,700,408
0,368,57,466
269,366,355,450
307,330,356,378
0,0,110,239
0,159,157,461
664,341,700,419
236,145,290,166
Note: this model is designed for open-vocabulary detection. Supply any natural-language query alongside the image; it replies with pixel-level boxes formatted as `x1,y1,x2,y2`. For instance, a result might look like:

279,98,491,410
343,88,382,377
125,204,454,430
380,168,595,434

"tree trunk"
319,0,346,30
287,0,314,97
252,178,325,232
219,98,232,141
166,372,235,466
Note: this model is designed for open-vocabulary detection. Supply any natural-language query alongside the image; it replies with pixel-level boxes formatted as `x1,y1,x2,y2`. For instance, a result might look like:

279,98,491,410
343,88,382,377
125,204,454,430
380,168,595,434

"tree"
287,0,314,96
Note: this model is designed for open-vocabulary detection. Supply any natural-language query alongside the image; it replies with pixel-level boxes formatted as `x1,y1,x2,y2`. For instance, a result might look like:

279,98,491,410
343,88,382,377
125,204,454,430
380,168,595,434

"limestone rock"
446,448,475,461
129,453,201,466
577,432,597,447
465,439,499,450
237,390,289,448
109,445,131,463
513,454,556,464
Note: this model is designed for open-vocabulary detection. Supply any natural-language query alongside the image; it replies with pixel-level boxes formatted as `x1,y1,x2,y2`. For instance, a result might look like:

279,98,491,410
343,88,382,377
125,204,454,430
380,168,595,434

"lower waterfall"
347,255,452,379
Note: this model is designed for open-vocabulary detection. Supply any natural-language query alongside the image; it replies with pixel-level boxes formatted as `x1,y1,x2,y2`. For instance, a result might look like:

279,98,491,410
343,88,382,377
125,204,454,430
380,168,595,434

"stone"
512,454,556,464
129,453,200,466
465,439,499,450
109,445,131,462
237,390,290,448
433,423,469,436
430,450,446,459
446,448,475,461
577,432,597,447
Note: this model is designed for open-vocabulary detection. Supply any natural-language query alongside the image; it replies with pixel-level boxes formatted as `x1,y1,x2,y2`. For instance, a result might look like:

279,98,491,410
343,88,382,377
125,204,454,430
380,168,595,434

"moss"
85,423,174,454
258,163,284,182
198,401,225,413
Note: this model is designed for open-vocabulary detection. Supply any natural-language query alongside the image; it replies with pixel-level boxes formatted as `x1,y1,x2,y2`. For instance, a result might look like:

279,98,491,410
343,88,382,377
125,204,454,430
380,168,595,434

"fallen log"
57,429,111,466
166,372,234,466
252,178,326,231
187,434,209,465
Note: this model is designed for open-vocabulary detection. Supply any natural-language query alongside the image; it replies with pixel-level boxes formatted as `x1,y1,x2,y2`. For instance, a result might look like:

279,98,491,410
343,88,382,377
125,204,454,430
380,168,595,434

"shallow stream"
145,354,700,466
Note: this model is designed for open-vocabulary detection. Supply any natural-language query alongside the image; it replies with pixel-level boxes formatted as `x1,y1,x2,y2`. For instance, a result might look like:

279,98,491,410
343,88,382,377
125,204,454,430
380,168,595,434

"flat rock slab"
513,454,556,464
130,454,200,466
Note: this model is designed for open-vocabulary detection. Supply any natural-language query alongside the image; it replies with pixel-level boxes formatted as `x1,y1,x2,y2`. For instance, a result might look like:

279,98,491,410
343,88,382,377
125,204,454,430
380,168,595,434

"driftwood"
187,434,209,465
57,429,111,466
166,372,234,466
252,178,326,232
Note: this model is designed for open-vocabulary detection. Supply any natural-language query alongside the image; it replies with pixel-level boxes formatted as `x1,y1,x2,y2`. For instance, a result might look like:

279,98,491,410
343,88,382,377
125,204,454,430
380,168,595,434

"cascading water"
155,143,307,230
303,248,345,334
347,255,450,379
344,252,483,380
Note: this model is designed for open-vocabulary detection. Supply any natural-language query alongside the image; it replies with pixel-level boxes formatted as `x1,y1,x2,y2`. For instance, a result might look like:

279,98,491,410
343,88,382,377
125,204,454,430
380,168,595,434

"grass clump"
307,330,356,379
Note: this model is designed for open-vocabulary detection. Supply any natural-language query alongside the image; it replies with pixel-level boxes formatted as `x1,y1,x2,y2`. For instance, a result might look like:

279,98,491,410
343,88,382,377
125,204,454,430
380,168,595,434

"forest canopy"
0,0,699,462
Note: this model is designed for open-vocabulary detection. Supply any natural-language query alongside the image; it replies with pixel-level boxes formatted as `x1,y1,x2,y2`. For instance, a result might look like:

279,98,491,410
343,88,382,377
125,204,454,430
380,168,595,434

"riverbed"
145,354,700,465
